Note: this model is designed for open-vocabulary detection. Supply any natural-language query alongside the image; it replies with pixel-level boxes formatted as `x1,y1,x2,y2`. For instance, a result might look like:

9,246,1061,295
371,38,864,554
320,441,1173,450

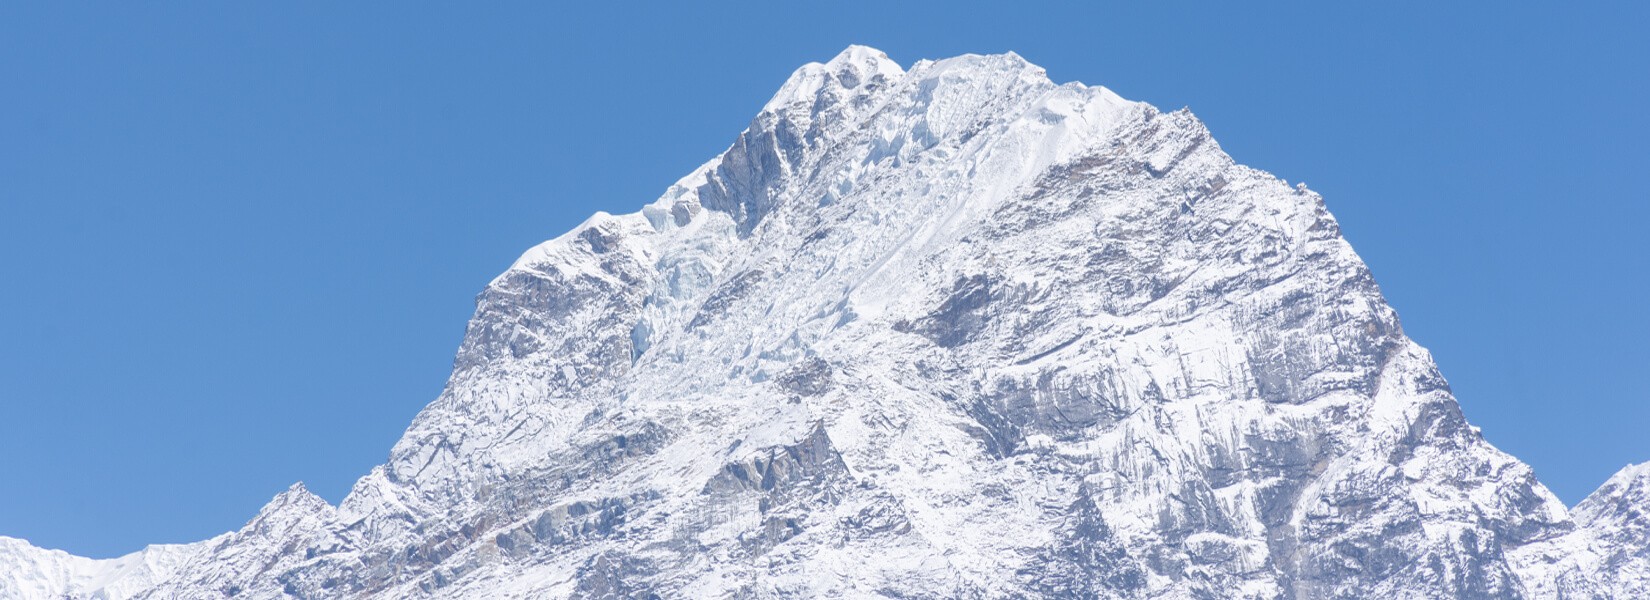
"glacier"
3,46,1645,599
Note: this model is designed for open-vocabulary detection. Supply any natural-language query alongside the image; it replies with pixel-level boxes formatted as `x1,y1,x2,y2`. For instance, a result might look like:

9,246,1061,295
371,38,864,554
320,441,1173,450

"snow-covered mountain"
5,46,1645,599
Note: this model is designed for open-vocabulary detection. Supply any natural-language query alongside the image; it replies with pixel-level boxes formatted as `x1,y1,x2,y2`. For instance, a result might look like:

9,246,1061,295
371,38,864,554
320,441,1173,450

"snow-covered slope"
1572,463,1650,595
1509,462,1650,598
0,535,216,600
5,46,1644,599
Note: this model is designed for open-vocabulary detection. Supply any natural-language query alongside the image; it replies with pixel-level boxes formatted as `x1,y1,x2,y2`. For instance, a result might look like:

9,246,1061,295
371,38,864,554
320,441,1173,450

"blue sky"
1,2,1645,558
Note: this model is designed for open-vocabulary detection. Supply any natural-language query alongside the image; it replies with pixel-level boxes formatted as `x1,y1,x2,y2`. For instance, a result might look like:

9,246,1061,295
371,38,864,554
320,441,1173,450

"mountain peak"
7,47,1648,599
1576,461,1650,523
825,44,898,72
762,45,904,114
266,482,324,511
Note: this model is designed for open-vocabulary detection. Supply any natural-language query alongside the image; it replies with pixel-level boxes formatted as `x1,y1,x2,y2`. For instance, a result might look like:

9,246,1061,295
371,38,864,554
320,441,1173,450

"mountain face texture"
5,46,1647,599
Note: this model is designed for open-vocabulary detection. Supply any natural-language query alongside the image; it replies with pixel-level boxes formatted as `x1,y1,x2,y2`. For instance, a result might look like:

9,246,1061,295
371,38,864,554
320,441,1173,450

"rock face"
4,46,1644,599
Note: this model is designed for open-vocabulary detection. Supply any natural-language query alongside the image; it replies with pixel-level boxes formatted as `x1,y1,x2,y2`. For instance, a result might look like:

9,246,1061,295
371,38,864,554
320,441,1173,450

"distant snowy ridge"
0,535,218,600
4,46,1647,599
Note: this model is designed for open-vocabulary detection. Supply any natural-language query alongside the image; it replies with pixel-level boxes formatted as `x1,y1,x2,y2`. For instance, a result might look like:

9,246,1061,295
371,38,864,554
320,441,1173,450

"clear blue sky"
2,2,1645,558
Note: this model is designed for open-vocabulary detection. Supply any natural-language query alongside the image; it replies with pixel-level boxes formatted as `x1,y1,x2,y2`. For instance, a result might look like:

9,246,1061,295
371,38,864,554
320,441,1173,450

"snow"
4,45,1645,598
0,535,218,600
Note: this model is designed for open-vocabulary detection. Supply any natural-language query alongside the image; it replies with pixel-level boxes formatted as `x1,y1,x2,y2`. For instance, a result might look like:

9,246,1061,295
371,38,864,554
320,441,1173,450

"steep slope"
1510,462,1650,598
1573,463,1650,595
7,46,1644,599
137,484,348,598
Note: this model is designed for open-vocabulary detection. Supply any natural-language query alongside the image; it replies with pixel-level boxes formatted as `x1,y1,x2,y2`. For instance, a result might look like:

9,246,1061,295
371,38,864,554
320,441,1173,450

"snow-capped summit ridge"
761,45,903,114
827,44,900,73
1575,460,1650,530
5,45,1646,599
259,481,329,515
